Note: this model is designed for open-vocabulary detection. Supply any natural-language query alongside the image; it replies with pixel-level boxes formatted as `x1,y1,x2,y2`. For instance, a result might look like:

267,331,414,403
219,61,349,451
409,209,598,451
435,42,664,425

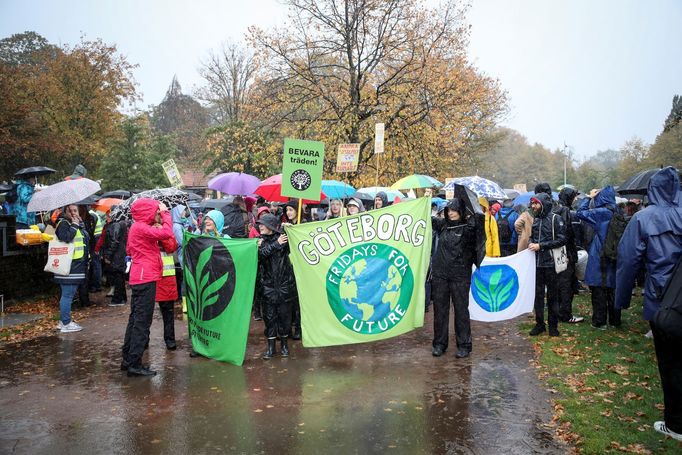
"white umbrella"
27,178,100,212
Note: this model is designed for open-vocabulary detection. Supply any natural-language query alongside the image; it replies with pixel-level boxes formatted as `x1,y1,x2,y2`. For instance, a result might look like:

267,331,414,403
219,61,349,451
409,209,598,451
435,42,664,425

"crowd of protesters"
6,165,681,441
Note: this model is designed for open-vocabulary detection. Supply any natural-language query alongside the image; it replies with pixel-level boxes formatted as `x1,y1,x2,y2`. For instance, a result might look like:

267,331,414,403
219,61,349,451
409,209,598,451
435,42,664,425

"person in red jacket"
121,199,173,377
156,234,179,350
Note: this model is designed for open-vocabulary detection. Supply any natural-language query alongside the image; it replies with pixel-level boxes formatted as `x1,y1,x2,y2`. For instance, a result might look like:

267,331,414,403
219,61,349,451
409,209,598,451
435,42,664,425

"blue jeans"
59,283,79,324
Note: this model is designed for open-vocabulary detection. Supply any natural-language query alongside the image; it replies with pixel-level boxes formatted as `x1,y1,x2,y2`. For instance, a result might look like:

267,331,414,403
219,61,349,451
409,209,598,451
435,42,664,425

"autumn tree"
98,115,178,191
151,76,208,161
617,137,650,181
247,0,507,186
648,95,682,169
0,33,137,180
203,122,279,177
197,41,257,124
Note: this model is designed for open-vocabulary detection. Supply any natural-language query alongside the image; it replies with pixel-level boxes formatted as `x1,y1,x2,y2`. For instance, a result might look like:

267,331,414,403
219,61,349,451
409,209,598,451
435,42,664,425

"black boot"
263,338,276,359
291,325,301,340
280,336,289,357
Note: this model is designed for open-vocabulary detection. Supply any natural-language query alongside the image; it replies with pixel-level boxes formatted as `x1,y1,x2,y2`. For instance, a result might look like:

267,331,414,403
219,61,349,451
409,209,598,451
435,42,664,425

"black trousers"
590,286,620,327
157,300,175,346
557,262,576,322
263,297,293,338
500,244,516,257
651,321,682,433
122,282,156,367
535,267,559,330
432,276,472,352
110,271,127,304
291,298,301,331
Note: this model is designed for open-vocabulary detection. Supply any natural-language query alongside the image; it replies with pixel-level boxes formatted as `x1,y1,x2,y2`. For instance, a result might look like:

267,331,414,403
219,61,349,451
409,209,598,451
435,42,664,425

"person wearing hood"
64,164,87,181
281,199,303,338
155,212,179,351
101,208,128,307
496,199,519,257
555,187,584,324
515,183,552,252
373,192,388,210
615,167,682,442
249,206,271,321
346,198,363,215
121,199,173,377
8,178,36,229
479,197,500,258
528,192,566,337
257,213,297,359
249,206,272,238
577,185,620,329
202,209,229,238
430,198,478,358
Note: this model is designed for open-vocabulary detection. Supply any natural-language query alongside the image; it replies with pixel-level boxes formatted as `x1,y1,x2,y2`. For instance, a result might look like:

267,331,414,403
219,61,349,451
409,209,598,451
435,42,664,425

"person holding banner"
430,198,478,358
325,198,346,220
528,193,566,337
282,199,304,338
257,213,296,359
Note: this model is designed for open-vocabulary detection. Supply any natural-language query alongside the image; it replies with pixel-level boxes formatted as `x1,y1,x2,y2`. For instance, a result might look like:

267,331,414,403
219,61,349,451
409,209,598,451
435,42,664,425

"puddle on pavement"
0,313,44,329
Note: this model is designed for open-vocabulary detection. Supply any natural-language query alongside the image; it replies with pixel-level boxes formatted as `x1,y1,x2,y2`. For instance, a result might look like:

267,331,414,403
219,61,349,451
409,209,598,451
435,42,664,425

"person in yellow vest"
88,209,104,293
54,204,90,333
479,197,501,257
155,232,179,350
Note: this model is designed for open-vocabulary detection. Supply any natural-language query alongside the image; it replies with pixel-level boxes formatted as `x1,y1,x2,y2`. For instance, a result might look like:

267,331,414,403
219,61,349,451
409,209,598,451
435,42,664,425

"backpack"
497,210,513,244
653,254,682,341
220,204,247,238
601,210,629,263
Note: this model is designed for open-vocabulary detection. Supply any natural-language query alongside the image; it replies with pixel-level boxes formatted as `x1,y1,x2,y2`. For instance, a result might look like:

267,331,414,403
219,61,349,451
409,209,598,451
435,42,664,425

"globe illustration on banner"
339,257,402,322
471,264,519,312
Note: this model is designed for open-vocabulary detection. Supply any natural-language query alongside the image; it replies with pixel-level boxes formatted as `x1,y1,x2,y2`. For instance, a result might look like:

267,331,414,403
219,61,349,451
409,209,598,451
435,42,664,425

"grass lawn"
523,293,682,454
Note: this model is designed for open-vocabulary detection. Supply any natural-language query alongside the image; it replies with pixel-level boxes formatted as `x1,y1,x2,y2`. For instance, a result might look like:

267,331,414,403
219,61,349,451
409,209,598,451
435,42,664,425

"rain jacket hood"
171,205,185,225
559,187,578,207
616,166,682,319
593,185,616,209
131,198,160,225
204,209,225,234
531,193,553,218
534,182,552,196
478,197,489,210
375,191,389,207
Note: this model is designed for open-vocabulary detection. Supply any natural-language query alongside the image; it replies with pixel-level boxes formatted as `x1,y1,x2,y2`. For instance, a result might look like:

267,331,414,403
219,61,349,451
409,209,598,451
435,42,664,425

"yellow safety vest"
73,229,85,260
90,210,103,236
161,251,176,277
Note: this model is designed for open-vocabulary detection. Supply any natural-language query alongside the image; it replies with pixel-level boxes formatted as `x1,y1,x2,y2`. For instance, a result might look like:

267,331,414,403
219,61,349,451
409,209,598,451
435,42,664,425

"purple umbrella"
207,172,261,196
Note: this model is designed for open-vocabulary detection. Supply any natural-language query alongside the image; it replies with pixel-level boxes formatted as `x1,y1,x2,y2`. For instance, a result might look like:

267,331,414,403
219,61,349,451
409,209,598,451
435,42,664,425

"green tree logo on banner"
183,237,237,321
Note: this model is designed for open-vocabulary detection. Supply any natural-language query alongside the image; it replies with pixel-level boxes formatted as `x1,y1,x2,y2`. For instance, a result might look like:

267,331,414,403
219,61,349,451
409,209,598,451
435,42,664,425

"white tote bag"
549,214,568,274
44,239,75,276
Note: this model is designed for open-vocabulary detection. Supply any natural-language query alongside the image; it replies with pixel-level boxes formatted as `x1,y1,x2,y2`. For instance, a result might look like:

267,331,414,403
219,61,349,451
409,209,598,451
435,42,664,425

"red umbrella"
255,174,326,203
93,197,123,213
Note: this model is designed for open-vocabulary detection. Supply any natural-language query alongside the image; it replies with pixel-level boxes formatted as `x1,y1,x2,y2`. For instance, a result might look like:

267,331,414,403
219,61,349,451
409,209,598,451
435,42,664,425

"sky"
1,0,680,161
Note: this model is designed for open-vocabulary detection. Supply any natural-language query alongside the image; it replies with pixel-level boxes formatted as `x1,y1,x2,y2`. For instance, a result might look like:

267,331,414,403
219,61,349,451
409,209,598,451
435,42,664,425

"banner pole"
297,198,302,225
375,153,379,187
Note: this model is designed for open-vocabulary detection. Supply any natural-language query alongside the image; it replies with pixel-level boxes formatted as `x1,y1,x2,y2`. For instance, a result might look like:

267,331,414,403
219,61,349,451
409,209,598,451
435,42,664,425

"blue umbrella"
356,186,406,202
513,191,559,206
442,176,507,199
321,180,356,199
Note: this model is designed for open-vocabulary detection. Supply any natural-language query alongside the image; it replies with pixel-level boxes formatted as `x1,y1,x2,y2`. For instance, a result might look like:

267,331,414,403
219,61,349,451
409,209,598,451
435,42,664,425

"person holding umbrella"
121,199,173,377
54,204,90,333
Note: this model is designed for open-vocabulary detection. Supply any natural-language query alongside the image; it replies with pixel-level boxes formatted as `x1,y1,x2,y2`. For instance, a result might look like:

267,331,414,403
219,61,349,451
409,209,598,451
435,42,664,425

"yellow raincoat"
479,197,501,258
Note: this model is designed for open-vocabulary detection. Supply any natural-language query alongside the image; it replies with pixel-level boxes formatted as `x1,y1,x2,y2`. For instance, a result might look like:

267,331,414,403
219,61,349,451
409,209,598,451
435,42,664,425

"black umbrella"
14,166,56,179
199,199,233,211
617,168,680,195
75,195,100,206
110,188,190,221
0,183,13,193
100,190,133,199
185,192,202,202
453,184,486,268
351,191,374,202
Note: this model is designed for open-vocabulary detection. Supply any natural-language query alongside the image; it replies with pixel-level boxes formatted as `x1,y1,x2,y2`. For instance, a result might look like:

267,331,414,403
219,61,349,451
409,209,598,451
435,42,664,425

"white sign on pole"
374,123,385,154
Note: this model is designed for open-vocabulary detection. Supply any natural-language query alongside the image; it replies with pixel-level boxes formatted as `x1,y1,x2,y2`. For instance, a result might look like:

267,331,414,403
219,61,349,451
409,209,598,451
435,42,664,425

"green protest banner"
281,138,325,201
285,197,432,347
183,232,258,365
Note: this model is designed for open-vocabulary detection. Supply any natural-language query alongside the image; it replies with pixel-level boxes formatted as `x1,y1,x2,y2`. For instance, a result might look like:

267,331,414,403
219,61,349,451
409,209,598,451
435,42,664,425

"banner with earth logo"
468,249,536,322
286,197,432,347
183,232,258,365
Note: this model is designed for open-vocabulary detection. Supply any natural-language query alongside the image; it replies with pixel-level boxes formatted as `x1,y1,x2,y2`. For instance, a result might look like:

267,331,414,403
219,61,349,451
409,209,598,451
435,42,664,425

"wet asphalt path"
0,299,565,454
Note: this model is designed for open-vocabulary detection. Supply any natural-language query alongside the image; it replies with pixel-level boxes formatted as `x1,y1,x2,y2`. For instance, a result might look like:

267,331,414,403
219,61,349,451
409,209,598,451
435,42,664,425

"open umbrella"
110,188,190,221
442,176,506,199
208,172,261,195
255,174,326,203
93,197,123,213
617,168,679,195
390,174,443,190
27,178,101,212
503,188,520,200
513,191,559,206
321,180,356,199
14,166,56,179
356,186,405,202
199,198,233,211
100,189,133,199
185,192,202,202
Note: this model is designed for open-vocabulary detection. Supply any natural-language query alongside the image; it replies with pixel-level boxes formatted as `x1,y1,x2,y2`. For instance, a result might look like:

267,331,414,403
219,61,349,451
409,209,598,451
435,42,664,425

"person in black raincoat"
373,191,389,210
257,213,297,359
101,210,128,306
554,187,584,323
528,192,566,337
430,198,477,358
281,199,304,339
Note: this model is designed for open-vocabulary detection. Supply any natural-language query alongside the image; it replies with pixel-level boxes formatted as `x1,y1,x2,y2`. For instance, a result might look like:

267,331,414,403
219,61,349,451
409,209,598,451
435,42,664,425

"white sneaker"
568,316,584,323
654,421,682,441
60,322,83,333
645,330,654,338
56,321,64,330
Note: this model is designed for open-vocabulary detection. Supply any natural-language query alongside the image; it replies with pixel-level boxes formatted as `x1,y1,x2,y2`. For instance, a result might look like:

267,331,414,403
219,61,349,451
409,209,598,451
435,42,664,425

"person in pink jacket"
121,198,173,377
